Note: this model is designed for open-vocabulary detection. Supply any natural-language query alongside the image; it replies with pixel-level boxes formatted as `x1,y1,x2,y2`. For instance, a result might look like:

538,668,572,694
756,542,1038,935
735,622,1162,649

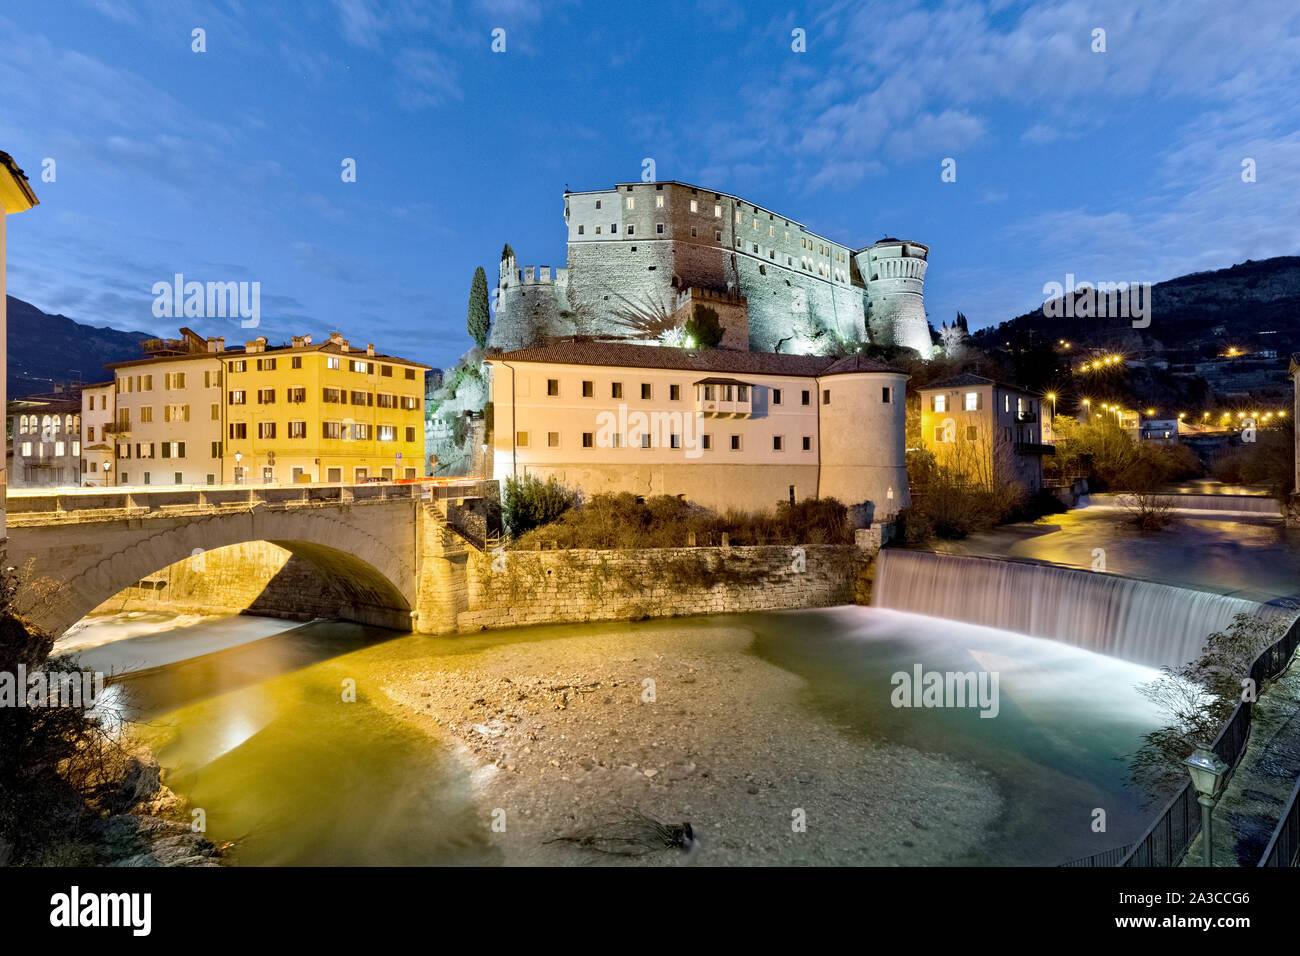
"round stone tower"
855,238,932,358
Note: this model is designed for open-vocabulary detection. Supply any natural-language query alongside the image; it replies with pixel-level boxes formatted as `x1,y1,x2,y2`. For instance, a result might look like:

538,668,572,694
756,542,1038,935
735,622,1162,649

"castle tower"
856,239,932,358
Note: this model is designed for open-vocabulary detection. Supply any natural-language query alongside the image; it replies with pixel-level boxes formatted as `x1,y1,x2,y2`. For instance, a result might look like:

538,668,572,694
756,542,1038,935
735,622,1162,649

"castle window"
773,388,783,405
735,211,741,224
752,243,759,253
715,230,721,241
714,204,721,217
582,432,594,448
547,379,559,396
626,225,634,235
630,246,636,251
626,197,635,209
595,226,601,234
769,225,774,237
612,382,623,399
582,380,593,397
656,196,664,208
882,386,892,403
691,227,697,237
670,384,680,400
690,200,698,213
595,200,601,209
657,223,664,234
773,436,784,451
753,219,759,229
611,223,617,232
802,436,812,451
769,250,775,259
578,225,584,235
759,265,766,275
548,432,560,447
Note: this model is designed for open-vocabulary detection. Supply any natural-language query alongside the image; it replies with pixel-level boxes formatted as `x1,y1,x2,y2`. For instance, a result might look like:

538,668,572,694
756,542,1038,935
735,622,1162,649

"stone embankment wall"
455,543,871,632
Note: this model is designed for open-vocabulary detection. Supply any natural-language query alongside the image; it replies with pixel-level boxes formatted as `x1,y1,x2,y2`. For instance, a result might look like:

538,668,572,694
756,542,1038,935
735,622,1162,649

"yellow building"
224,332,427,484
1,150,40,537
106,329,428,486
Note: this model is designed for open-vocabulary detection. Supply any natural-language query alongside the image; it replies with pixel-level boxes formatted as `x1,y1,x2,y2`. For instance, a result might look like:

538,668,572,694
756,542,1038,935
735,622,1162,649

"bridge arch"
8,501,420,639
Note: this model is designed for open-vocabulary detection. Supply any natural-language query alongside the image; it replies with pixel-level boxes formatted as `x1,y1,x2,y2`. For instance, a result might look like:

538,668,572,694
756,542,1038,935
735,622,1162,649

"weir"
1086,493,1281,518
872,550,1279,668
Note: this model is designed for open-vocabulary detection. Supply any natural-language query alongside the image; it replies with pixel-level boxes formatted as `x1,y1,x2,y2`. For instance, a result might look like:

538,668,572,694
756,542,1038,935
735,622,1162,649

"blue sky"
2,0,1299,371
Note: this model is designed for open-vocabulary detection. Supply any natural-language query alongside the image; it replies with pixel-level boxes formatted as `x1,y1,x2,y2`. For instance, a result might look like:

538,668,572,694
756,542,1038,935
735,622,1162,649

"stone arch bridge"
3,482,495,639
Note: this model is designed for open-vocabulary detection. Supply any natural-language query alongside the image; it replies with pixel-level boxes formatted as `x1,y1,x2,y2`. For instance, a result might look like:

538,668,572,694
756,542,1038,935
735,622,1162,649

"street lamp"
234,451,243,485
1184,744,1229,867
102,460,111,487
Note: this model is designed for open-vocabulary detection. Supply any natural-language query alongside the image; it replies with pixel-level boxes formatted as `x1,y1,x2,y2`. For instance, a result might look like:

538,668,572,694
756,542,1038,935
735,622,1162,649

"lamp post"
102,459,111,488
234,451,243,486
1185,744,1229,866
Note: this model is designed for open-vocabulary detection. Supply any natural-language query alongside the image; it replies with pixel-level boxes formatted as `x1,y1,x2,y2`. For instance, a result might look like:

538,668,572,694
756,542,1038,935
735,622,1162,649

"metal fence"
1259,774,1300,867
1120,615,1300,867
1060,843,1133,868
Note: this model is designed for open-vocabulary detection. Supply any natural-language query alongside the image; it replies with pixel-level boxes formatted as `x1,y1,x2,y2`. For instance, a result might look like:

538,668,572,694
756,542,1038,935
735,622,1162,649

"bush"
511,492,854,549
502,474,578,539
684,305,724,349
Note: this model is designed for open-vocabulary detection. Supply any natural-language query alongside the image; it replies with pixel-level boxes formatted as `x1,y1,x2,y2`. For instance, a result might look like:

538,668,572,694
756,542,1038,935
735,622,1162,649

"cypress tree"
467,266,491,348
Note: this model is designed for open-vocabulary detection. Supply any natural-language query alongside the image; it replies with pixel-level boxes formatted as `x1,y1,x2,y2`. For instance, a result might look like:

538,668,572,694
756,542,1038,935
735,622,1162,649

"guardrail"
1258,775,1300,867
1060,843,1133,868
1120,614,1300,867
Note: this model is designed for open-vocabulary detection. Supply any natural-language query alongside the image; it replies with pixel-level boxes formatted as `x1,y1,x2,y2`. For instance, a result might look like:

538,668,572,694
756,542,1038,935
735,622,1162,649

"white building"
486,342,909,521
80,381,115,485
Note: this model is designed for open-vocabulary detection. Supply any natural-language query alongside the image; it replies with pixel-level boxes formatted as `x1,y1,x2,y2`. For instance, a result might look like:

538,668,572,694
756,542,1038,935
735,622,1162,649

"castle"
488,181,933,358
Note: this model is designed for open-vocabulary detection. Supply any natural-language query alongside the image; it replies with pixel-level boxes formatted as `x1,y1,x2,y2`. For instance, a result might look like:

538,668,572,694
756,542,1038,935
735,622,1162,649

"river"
60,605,1169,866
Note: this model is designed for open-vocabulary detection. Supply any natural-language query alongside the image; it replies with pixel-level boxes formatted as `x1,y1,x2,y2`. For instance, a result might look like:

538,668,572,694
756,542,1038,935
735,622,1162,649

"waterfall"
1087,493,1280,517
872,550,1282,668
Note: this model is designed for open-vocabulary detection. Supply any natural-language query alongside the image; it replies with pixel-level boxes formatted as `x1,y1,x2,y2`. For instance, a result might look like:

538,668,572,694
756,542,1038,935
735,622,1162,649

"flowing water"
63,596,1181,866
873,550,1277,667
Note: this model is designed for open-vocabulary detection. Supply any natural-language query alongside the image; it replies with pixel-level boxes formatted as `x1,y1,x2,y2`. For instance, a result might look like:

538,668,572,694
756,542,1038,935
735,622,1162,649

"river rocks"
374,621,1002,866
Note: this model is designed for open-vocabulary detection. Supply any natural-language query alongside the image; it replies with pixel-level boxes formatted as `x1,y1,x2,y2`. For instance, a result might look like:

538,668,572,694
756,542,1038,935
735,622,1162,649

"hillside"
6,295,151,397
970,256,1300,359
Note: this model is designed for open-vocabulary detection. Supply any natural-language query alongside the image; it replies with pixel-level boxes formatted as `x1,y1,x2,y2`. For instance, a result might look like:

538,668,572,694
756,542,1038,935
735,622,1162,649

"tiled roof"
489,341,903,378
921,372,1041,395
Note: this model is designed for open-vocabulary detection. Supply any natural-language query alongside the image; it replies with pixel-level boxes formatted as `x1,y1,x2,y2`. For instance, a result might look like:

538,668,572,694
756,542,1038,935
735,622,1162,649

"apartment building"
8,394,81,487
224,332,427,483
103,328,428,486
80,380,115,485
486,341,909,518
917,373,1052,493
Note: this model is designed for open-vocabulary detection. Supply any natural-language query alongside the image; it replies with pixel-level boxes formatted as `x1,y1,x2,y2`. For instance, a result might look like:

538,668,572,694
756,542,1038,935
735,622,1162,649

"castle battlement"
511,265,568,286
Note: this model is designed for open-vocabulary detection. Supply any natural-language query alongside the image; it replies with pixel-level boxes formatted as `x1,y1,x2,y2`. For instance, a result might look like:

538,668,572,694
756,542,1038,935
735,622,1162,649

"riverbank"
372,619,1001,865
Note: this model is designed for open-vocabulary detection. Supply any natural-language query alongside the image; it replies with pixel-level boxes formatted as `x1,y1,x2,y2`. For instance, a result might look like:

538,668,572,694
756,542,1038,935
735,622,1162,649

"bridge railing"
1120,614,1300,867
1258,774,1300,867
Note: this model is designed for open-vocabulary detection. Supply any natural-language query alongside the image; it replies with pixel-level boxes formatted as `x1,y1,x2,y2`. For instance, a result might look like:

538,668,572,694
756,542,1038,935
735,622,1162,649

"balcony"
103,422,132,435
694,377,753,418
1015,410,1038,424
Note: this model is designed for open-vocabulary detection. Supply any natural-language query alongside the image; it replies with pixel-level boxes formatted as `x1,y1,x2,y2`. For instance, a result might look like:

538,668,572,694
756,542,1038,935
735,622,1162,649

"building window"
822,389,830,405
802,436,811,451
611,382,623,399
582,432,594,448
702,434,712,450
641,383,652,400
670,434,681,449
258,422,276,439
656,223,664,234
714,204,721,217
292,356,302,369
730,434,741,451
773,388,783,405
405,427,416,442
229,390,246,405
405,368,416,380
656,196,664,209
714,229,722,241
20,442,30,457
210,441,222,458
257,388,275,404
548,432,560,448
773,436,784,451
322,421,342,440
934,426,952,443
327,357,340,370
626,197,634,210
582,380,594,398
1005,394,1011,413
669,384,681,401
378,425,397,441
966,426,978,441
882,386,892,403
229,423,247,440
381,364,393,377
577,225,584,235
801,390,811,406
640,433,652,448
516,431,529,447
626,225,634,235
595,199,601,210
965,392,979,411
934,394,947,412
547,378,559,396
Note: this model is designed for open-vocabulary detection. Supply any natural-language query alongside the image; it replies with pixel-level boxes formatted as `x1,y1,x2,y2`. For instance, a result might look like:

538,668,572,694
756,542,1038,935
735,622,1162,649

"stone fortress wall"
488,181,931,358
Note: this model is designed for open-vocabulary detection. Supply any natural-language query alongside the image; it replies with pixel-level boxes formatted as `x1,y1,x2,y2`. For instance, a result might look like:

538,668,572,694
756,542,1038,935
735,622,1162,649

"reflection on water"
74,605,1167,866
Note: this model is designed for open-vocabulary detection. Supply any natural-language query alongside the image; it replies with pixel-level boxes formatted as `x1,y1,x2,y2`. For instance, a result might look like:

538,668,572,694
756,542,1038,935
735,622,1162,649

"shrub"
502,474,578,539
684,305,724,349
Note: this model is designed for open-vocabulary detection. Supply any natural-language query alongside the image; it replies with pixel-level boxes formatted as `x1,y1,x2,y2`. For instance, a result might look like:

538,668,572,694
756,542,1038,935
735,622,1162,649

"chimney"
215,337,225,352
366,343,375,356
